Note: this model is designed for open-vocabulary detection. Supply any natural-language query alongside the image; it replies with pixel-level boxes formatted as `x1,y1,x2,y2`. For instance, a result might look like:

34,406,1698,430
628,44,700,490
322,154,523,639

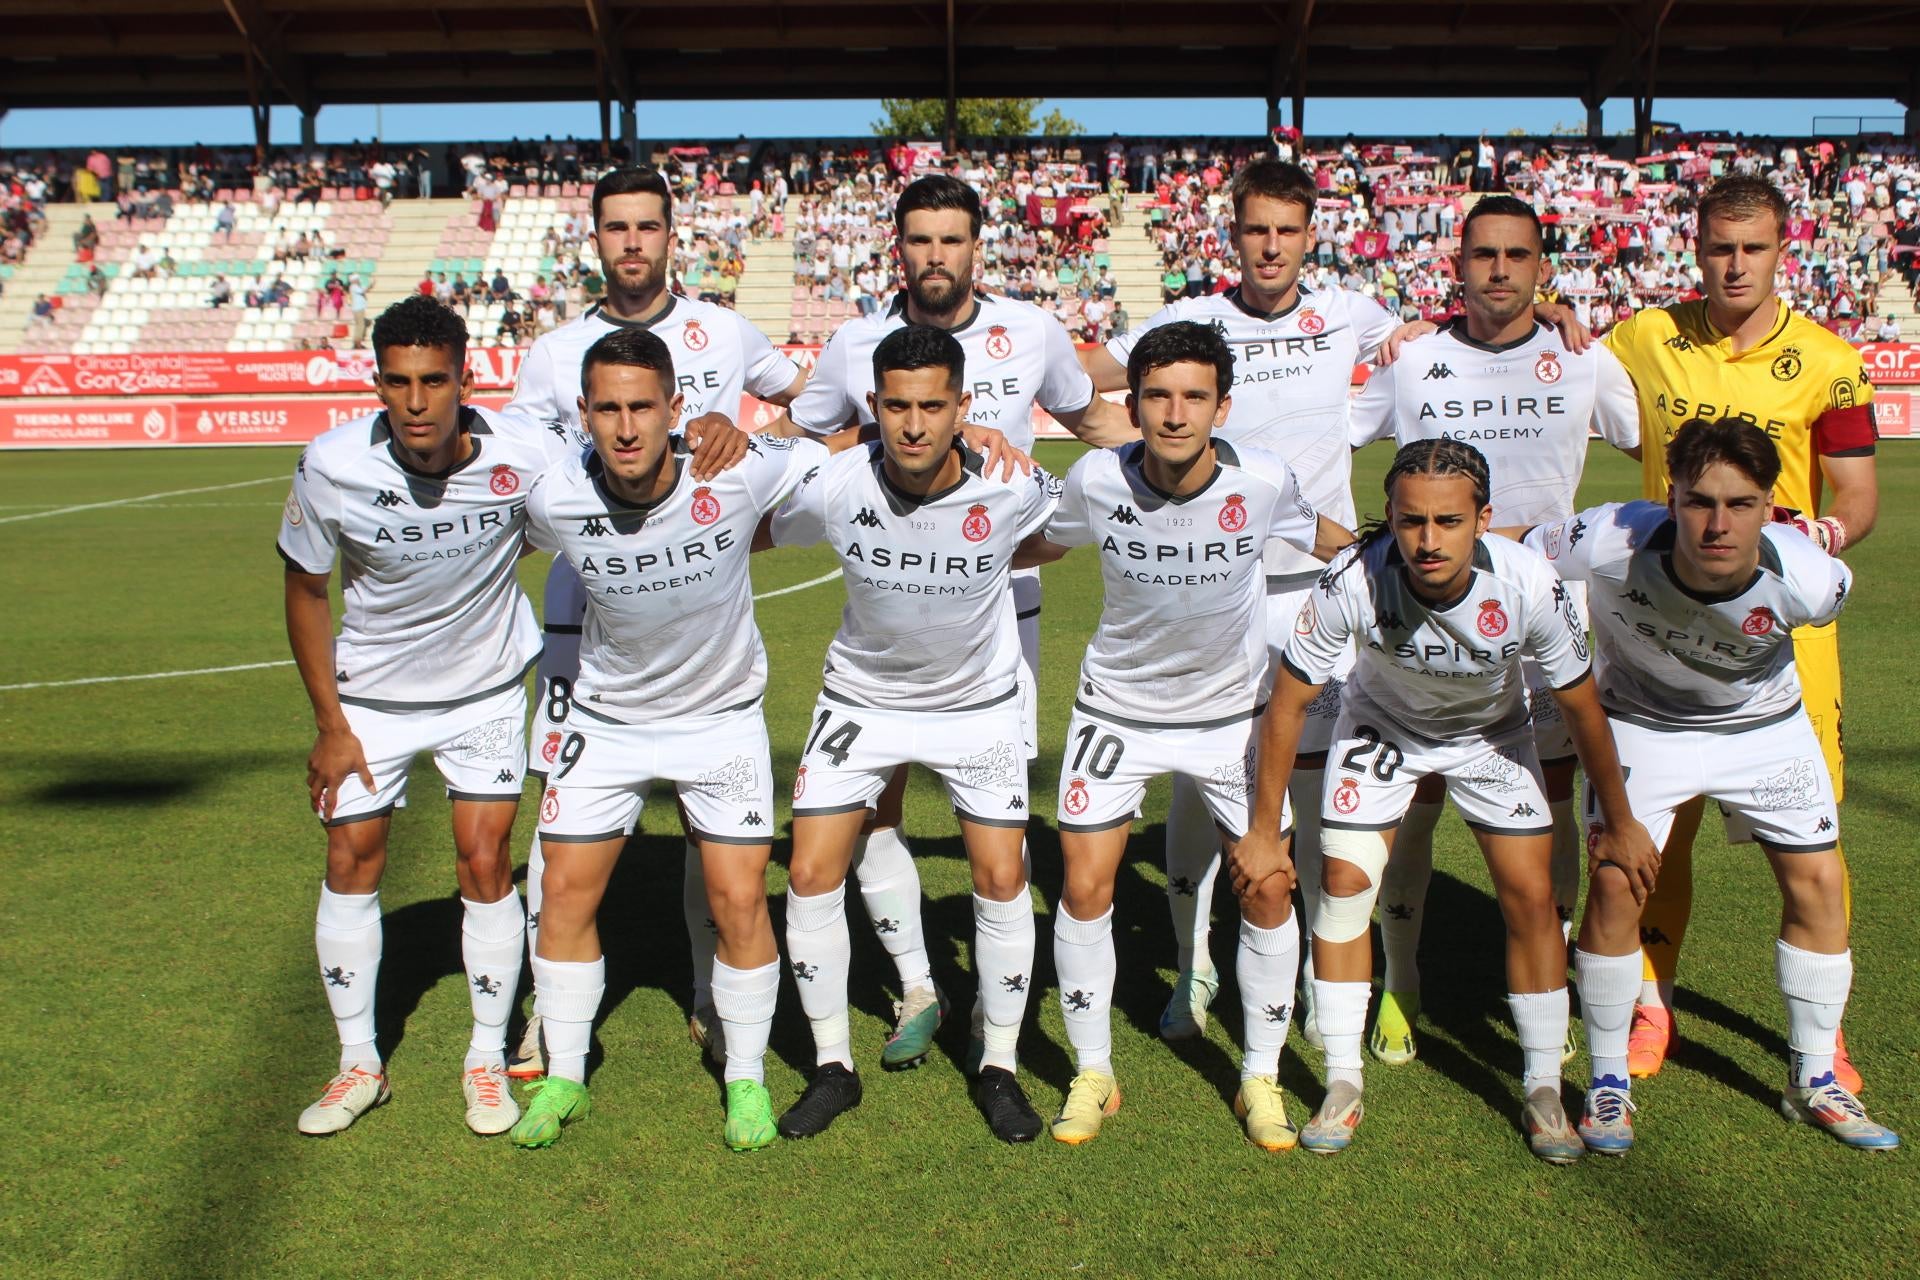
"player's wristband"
1814,516,1847,555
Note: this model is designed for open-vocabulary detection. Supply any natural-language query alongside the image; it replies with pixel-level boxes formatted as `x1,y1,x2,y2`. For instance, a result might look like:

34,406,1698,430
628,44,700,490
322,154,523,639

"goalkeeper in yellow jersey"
1603,175,1878,1090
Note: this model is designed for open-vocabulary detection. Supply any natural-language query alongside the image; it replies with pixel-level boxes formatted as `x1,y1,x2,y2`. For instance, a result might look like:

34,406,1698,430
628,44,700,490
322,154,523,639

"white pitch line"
0,571,841,693
0,475,284,524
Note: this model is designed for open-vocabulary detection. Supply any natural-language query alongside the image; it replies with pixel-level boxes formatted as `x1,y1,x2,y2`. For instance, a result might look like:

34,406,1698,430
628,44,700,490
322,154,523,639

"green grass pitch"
1,441,1915,1278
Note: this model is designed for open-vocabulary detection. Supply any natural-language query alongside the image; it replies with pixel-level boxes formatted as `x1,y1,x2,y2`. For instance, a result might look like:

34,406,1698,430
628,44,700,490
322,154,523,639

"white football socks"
1314,977,1369,1089
1237,914,1301,1081
1508,987,1570,1094
785,883,853,1069
974,888,1036,1073
531,954,604,1084
315,883,382,1071
1053,905,1115,1077
710,958,780,1085
1378,800,1442,996
460,891,525,1070
1163,775,1222,977
853,827,934,993
1575,948,1640,1088
1777,940,1850,1088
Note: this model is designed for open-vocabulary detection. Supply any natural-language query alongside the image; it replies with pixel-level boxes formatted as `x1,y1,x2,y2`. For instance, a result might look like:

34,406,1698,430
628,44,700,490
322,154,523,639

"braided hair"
1357,438,1493,546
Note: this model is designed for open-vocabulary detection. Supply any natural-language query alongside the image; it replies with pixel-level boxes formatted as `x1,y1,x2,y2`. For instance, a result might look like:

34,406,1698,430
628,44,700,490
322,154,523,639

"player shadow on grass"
1666,988,1787,1110
369,891,466,1068
28,753,242,807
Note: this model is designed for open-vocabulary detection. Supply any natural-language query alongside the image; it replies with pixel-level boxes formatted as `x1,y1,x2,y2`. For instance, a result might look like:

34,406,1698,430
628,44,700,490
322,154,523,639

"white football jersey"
1285,533,1591,743
508,295,801,452
770,441,1060,711
1107,285,1396,581
277,406,564,709
786,291,1095,449
525,433,827,724
1525,502,1849,732
1047,440,1321,725
1348,320,1640,526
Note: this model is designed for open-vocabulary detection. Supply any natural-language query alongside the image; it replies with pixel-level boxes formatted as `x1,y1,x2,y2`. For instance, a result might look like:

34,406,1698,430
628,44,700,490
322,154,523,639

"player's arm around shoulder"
1016,449,1099,567
761,439,847,551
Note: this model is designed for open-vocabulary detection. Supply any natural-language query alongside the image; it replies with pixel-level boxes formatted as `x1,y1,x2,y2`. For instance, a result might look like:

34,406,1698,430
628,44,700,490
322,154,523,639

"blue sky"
0,97,1907,149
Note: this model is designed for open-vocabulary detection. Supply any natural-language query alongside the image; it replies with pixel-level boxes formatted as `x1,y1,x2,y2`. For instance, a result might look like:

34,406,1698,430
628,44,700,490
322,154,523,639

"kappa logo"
1168,876,1198,897
1665,334,1695,352
790,960,819,982
323,966,355,988
527,911,540,929
1771,347,1803,382
1534,351,1563,384
494,769,517,785
1422,363,1456,380
1262,1003,1291,1024
1817,816,1834,832
984,324,1014,359
1568,517,1587,551
1297,309,1326,336
1510,802,1540,818
472,974,502,997
963,502,992,542
1376,609,1407,631
689,486,722,525
1640,926,1672,947
372,489,406,508
1218,493,1248,532
682,319,709,351
1109,503,1141,525
1007,795,1026,811
1063,989,1094,1012
1000,974,1028,993
579,516,611,537
1619,588,1653,607
1385,903,1414,921
850,507,885,528
875,917,901,935
742,811,765,827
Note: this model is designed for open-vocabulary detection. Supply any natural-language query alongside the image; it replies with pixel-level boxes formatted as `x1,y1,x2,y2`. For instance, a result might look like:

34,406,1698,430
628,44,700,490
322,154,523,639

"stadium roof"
3,1,1917,122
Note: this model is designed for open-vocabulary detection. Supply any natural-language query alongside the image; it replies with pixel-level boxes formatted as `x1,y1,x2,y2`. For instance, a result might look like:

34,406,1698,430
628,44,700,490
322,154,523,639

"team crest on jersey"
1742,605,1777,636
1542,524,1563,559
541,732,563,764
1771,348,1803,382
683,320,710,352
1295,597,1318,636
283,488,303,527
985,325,1014,359
792,766,807,801
1218,493,1248,532
489,465,520,496
540,788,560,824
963,503,992,542
1533,352,1562,385
1477,599,1509,637
1332,777,1361,815
690,486,722,525
1063,777,1090,816
1297,309,1326,336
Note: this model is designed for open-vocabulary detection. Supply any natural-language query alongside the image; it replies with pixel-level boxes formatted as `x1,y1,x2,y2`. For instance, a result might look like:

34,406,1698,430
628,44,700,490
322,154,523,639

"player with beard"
1230,439,1656,1162
773,175,1133,1074
1346,196,1641,1065
1601,176,1879,1090
505,166,778,1081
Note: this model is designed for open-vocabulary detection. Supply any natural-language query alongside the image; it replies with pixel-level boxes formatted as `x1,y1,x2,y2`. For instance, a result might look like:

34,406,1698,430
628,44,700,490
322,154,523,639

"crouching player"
768,325,1060,1143
1022,322,1355,1149
281,296,571,1136
512,328,833,1151
1519,420,1897,1152
1231,439,1658,1163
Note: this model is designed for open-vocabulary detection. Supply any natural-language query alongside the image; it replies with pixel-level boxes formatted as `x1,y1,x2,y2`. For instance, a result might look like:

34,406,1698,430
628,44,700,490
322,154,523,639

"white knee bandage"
1313,827,1392,944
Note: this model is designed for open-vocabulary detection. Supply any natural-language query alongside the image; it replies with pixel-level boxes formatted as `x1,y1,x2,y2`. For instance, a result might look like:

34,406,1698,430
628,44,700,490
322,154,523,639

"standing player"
508,165,794,1078
769,326,1061,1143
512,329,836,1151
1521,421,1896,1151
1346,195,1641,1063
1081,160,1402,1044
280,296,568,1137
1028,322,1355,1149
1603,175,1879,1087
776,174,1131,1070
1230,440,1657,1162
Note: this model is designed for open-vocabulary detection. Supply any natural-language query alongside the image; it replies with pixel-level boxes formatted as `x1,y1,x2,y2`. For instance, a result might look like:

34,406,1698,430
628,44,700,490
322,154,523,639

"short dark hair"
592,165,674,228
1125,320,1234,400
872,324,964,391
580,326,676,397
894,174,982,239
1666,417,1782,492
1229,159,1318,224
1460,194,1542,250
1697,175,1789,239
371,294,466,368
